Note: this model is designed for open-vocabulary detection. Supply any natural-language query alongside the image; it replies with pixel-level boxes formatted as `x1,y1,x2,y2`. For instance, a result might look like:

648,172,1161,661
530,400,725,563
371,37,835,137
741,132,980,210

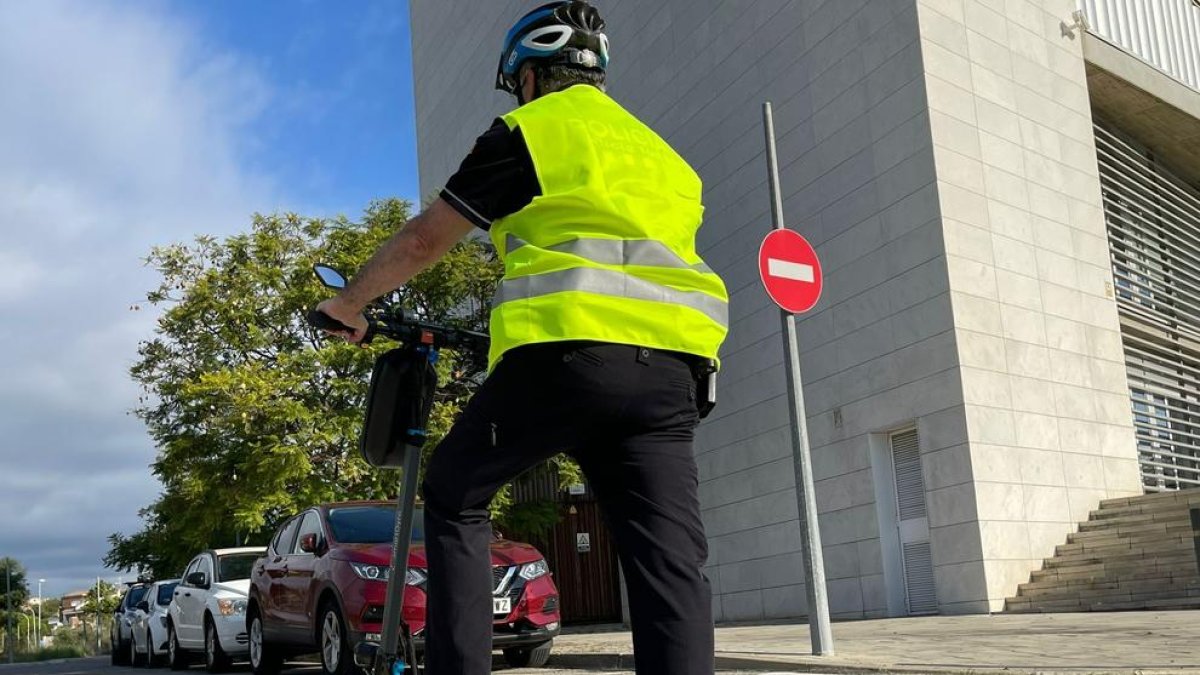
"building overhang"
1083,32,1200,188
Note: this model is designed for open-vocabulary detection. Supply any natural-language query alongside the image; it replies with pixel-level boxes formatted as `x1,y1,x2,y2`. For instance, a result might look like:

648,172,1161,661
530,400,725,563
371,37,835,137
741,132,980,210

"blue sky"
178,0,421,211
0,0,420,597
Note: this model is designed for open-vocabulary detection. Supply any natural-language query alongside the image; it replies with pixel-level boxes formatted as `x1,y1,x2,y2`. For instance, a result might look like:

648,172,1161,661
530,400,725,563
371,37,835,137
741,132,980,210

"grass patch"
12,646,88,662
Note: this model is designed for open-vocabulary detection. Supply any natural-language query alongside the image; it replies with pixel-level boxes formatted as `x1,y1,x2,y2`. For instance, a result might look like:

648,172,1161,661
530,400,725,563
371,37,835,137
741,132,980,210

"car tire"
132,634,147,667
248,608,284,675
167,623,187,671
146,629,159,668
111,637,121,666
318,601,356,675
114,632,131,667
503,640,553,668
204,617,233,673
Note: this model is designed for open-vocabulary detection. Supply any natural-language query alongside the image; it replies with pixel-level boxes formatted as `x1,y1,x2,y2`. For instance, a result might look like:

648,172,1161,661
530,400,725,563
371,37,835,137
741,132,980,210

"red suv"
246,501,560,674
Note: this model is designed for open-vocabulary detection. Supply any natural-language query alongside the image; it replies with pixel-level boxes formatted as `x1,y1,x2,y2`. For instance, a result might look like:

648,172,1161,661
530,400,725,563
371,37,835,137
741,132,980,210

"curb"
545,652,1200,674
0,655,100,668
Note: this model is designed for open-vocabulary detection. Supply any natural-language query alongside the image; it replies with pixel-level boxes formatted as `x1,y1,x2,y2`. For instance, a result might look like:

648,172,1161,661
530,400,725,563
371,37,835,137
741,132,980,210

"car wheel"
503,640,553,668
113,632,131,667
111,636,121,666
146,629,159,668
132,633,147,667
204,617,232,673
167,623,187,671
318,601,355,675
248,608,283,675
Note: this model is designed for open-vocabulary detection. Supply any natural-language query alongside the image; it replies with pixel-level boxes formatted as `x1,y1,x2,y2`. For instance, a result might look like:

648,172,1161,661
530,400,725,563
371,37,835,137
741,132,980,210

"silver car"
131,579,179,667
110,583,151,666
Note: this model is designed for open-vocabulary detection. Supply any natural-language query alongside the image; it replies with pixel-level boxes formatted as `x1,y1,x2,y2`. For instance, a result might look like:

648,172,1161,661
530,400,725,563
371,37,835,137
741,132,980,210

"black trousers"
421,341,714,675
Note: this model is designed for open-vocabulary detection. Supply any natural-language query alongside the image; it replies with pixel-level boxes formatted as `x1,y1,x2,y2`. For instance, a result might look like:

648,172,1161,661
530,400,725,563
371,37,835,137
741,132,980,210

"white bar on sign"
767,258,815,283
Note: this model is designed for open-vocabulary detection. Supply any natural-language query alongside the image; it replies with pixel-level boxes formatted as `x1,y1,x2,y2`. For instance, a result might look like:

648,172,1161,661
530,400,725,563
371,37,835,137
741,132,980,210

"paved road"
0,656,794,674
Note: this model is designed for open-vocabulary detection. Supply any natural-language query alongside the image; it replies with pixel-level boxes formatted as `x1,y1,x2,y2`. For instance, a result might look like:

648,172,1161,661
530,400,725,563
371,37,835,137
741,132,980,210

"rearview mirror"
186,571,208,588
136,600,149,613
314,264,347,290
299,533,321,554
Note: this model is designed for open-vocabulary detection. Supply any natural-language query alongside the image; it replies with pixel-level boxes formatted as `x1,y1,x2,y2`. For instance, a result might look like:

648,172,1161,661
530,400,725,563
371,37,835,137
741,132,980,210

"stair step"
1078,513,1193,531
1030,552,1199,581
1017,571,1200,593
1006,587,1200,613
1019,567,1200,590
1068,521,1194,538
1090,497,1200,519
1069,523,1198,545
1044,546,1194,569
1099,489,1200,511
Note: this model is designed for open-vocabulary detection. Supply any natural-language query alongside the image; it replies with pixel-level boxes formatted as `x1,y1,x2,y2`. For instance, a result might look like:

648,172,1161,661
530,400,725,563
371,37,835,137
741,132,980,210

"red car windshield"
328,505,425,544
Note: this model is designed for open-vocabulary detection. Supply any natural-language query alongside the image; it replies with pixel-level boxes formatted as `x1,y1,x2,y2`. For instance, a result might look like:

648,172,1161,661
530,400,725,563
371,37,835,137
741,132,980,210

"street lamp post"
19,608,33,652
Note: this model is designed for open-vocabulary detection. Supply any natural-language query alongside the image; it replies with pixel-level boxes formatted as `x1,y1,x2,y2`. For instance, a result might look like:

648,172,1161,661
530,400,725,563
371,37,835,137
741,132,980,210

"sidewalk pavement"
551,611,1200,673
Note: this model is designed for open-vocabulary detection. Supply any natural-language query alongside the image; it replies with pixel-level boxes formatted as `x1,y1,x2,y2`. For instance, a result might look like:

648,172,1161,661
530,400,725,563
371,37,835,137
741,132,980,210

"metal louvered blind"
1096,121,1200,491
1076,0,1200,91
902,541,938,615
892,430,927,520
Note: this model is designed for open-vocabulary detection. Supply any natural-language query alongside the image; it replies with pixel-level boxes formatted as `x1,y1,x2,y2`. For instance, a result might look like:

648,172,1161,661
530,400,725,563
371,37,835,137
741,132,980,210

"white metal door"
890,429,938,615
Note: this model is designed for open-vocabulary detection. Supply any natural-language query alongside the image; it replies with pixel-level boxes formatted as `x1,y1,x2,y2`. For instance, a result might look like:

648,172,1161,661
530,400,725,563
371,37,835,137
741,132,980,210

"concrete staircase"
1005,489,1200,612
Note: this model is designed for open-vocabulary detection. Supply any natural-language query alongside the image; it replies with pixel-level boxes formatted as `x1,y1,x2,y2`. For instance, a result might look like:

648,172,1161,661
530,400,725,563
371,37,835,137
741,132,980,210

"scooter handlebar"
306,308,487,351
305,309,378,344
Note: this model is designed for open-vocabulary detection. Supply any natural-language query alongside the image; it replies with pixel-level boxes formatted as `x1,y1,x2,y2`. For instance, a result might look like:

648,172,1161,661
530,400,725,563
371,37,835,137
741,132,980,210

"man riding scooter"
315,3,728,673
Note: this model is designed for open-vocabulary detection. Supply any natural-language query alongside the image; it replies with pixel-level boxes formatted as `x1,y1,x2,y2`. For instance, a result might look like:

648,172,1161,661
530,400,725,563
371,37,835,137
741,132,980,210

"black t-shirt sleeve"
440,119,540,231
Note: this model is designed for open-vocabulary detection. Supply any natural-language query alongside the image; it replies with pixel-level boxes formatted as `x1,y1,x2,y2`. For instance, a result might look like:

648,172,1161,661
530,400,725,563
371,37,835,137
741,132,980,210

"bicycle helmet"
495,1,609,96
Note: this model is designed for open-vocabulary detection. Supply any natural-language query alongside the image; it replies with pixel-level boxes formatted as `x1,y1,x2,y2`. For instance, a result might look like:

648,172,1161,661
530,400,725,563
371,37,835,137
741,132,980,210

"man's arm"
315,198,475,342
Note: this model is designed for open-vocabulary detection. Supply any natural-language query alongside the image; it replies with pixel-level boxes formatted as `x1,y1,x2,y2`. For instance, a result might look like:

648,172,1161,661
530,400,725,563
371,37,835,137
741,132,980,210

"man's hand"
314,297,370,344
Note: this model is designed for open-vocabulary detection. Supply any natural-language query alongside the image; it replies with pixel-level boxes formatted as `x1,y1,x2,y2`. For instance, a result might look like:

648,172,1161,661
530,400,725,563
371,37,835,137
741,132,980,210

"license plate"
493,597,512,615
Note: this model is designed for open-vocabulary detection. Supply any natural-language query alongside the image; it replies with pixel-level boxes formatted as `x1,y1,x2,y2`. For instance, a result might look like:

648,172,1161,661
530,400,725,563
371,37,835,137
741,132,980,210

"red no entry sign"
758,228,823,314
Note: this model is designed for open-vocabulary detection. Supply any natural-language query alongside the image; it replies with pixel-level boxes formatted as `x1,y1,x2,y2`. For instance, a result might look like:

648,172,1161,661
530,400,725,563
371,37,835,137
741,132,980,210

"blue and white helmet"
496,1,609,95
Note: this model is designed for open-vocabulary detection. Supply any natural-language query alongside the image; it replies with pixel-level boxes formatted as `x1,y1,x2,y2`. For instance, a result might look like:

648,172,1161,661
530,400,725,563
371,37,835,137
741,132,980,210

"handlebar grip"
306,309,378,344
306,309,354,333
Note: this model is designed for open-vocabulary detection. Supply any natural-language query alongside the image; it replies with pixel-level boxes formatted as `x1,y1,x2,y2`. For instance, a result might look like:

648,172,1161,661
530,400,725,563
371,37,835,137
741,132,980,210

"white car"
130,579,179,667
167,547,266,672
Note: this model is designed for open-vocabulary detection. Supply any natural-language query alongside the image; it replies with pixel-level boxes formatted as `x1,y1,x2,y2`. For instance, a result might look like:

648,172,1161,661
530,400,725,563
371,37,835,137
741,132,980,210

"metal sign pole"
762,101,834,656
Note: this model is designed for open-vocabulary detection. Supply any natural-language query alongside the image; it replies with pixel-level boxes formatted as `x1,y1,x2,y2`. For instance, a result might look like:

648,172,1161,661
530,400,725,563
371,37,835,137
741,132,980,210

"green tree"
0,558,29,612
79,581,120,618
107,199,578,578
1,558,30,655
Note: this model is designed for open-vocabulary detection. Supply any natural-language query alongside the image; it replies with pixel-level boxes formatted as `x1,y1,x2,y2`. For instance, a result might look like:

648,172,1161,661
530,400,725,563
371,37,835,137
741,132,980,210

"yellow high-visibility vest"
487,84,728,369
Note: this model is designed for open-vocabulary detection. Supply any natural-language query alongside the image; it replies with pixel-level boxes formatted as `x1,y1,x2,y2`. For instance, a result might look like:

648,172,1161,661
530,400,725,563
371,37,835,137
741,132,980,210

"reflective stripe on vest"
505,234,714,273
493,266,729,327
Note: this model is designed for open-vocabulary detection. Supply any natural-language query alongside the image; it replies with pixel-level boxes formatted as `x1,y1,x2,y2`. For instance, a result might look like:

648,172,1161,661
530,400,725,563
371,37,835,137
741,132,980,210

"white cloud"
0,249,43,302
0,0,283,594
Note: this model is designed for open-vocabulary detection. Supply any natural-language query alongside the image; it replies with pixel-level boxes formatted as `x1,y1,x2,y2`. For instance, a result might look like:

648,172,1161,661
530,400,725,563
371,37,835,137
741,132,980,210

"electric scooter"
308,264,489,675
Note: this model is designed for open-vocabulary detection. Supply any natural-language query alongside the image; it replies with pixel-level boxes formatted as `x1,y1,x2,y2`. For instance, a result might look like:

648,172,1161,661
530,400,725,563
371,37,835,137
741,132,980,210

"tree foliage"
106,199,579,579
0,558,29,611
79,580,120,617
1,556,30,650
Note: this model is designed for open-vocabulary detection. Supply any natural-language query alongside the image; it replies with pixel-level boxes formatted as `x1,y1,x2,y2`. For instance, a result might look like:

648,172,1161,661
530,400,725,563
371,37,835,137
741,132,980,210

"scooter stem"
378,440,422,671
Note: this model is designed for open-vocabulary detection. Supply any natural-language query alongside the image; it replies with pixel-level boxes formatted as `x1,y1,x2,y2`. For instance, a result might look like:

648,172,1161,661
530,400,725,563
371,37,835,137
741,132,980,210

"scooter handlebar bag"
360,348,437,468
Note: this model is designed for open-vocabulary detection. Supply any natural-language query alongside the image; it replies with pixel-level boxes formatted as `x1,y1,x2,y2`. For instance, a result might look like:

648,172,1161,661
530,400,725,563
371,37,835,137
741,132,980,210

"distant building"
60,590,89,628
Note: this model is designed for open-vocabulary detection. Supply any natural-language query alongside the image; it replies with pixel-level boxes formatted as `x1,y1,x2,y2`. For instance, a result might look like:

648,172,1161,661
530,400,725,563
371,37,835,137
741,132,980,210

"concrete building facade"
409,0,1200,620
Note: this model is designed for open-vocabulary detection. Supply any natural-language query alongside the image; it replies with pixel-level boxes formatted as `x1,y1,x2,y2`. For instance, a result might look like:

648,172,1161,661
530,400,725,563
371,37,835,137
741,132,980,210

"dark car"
110,581,151,666
247,501,560,674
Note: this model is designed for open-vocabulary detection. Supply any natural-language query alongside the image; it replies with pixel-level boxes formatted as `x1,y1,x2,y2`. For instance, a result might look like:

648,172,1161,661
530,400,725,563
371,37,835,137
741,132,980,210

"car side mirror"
186,571,209,588
136,600,149,613
299,533,321,554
